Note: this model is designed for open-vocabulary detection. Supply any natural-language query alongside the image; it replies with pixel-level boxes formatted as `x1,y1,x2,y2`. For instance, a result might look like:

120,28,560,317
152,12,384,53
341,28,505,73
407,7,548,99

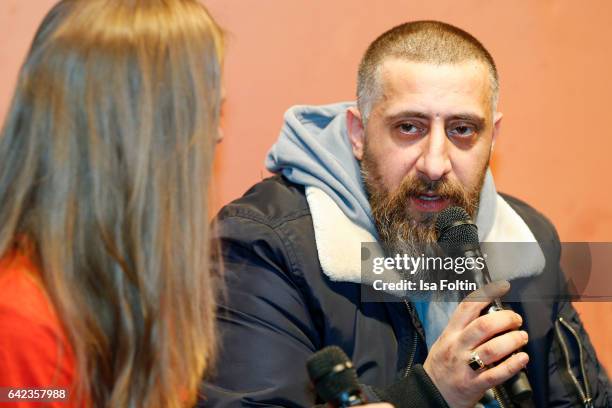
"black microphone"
306,346,367,407
435,207,533,404
435,206,500,306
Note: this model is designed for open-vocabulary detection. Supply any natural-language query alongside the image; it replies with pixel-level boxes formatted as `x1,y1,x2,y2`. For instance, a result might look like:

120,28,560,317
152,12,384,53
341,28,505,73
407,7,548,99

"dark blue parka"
200,176,610,408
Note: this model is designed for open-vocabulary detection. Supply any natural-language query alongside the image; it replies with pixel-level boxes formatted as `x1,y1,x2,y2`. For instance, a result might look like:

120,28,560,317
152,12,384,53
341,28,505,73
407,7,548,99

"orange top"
0,249,78,407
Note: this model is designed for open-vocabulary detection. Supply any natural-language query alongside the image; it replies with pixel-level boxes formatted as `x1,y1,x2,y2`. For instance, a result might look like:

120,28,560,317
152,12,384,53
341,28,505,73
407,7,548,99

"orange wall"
1,0,610,373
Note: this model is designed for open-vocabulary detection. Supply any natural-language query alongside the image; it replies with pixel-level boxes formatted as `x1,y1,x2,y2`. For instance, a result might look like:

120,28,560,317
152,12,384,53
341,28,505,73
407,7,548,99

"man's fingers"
476,352,530,390
471,330,528,366
460,310,523,349
448,281,511,331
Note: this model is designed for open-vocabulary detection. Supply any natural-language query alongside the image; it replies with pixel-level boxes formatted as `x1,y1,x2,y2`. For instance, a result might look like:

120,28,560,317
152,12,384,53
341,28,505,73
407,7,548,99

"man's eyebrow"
383,110,486,128
383,110,430,123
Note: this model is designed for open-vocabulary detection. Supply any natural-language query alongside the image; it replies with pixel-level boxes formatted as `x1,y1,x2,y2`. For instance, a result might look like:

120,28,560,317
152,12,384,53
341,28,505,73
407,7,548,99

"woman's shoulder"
0,250,75,389
1,251,51,316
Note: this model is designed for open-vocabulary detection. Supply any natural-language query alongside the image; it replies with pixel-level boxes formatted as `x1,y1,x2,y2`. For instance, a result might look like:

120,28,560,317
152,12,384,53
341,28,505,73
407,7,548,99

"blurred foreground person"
0,0,223,406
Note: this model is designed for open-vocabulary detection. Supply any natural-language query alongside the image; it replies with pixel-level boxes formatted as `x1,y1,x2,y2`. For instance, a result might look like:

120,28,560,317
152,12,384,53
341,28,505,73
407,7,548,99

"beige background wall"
2,1,610,372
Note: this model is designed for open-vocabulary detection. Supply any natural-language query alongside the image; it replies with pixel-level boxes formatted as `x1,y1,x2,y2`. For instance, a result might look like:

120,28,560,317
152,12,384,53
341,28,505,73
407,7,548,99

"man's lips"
410,194,451,212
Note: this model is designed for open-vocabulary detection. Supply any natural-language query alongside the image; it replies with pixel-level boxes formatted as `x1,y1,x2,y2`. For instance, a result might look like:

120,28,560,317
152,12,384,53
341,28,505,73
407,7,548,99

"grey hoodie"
266,102,379,237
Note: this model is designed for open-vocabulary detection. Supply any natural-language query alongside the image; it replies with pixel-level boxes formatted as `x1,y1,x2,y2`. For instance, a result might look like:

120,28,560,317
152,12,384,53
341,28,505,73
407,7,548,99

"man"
201,21,610,407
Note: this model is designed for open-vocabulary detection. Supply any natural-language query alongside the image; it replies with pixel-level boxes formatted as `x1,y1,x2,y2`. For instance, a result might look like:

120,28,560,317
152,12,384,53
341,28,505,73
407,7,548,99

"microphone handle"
462,247,533,404
462,247,503,310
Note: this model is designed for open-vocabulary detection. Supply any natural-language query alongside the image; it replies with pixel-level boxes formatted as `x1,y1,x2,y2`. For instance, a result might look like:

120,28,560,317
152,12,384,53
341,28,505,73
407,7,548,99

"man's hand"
423,281,529,408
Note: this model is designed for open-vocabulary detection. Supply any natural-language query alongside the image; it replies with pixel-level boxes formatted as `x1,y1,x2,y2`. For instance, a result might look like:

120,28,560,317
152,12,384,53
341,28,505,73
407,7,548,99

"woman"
0,0,223,406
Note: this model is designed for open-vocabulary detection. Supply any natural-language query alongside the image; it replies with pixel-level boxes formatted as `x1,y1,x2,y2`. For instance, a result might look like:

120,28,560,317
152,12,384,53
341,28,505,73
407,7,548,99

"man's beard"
362,144,487,257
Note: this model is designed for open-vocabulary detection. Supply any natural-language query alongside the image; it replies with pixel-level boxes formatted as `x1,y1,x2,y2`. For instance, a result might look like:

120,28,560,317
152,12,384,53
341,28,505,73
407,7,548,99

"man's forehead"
374,58,493,118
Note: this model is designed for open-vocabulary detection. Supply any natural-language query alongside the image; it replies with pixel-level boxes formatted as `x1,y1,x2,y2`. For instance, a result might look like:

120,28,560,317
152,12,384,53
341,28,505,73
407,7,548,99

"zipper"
402,300,418,378
399,300,447,407
493,382,522,408
492,386,509,408
555,317,593,408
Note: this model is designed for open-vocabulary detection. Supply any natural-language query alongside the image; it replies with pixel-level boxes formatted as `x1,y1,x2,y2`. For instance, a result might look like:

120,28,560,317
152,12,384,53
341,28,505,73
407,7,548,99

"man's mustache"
390,175,468,204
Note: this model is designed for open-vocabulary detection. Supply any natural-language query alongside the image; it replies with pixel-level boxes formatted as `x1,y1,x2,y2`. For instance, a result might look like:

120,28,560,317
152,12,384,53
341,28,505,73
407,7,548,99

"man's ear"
491,111,503,150
347,106,365,160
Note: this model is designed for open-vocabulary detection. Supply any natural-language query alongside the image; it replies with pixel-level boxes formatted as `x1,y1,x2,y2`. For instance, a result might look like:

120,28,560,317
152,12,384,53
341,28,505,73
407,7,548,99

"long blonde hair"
0,0,223,406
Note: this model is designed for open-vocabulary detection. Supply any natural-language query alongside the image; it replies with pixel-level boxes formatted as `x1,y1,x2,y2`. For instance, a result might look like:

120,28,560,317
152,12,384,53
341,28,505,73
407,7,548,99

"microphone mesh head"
306,346,360,402
436,206,479,245
307,346,348,381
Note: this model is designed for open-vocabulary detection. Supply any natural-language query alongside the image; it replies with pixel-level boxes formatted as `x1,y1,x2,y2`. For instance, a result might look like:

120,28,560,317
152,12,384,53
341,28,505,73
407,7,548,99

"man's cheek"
450,151,488,186
385,161,416,192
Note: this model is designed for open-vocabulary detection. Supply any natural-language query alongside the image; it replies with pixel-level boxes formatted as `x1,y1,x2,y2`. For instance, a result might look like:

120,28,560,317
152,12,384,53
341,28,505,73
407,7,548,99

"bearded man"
201,21,610,407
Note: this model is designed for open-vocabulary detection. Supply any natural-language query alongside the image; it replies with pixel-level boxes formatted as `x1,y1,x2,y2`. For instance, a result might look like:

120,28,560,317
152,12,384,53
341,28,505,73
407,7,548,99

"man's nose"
415,124,451,182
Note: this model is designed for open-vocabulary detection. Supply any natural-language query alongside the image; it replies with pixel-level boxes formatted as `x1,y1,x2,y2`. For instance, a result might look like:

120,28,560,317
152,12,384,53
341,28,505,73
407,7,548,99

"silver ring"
468,351,486,371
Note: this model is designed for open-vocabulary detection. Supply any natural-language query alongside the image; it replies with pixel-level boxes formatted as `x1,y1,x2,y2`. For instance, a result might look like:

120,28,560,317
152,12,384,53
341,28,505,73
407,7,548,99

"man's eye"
398,123,421,134
448,125,475,137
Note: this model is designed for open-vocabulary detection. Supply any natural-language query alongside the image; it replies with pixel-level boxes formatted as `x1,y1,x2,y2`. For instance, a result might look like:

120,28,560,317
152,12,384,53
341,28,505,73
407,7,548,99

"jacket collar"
305,170,546,284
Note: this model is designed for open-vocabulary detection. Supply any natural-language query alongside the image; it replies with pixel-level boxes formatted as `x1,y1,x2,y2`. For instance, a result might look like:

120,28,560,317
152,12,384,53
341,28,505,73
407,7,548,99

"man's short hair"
357,20,499,121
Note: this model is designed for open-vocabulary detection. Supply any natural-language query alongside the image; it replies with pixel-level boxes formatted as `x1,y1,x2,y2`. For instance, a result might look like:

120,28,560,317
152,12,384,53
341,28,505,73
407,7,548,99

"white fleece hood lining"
306,176,546,285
